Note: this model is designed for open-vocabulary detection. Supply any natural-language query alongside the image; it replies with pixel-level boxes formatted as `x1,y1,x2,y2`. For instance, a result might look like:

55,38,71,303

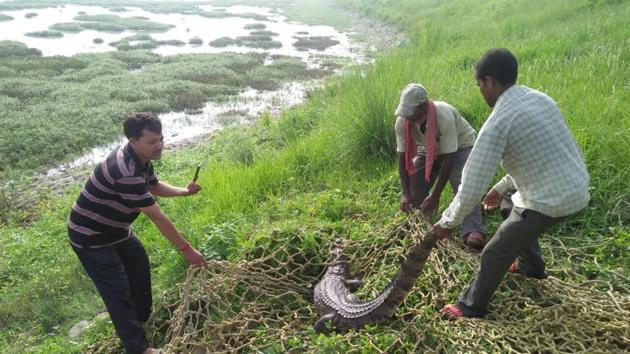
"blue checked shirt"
439,85,590,229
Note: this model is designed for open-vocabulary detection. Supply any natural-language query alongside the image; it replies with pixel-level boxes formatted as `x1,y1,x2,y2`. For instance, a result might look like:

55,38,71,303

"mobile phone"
193,164,202,182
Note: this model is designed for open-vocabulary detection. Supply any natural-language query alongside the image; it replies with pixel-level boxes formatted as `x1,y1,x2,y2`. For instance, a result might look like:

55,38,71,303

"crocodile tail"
370,230,439,320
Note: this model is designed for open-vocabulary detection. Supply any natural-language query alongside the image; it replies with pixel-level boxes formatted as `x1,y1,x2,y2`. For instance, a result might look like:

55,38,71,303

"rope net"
91,216,629,353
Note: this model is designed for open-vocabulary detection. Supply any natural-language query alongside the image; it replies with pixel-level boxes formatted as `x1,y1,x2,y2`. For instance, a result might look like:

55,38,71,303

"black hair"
123,112,162,139
474,48,518,85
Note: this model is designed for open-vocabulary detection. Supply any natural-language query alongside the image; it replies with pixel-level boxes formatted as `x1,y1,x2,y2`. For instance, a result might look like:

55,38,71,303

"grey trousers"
410,146,487,238
456,199,564,317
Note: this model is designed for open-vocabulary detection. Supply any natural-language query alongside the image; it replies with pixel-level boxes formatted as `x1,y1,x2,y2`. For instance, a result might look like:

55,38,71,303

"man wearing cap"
435,48,589,320
395,83,487,249
68,112,207,354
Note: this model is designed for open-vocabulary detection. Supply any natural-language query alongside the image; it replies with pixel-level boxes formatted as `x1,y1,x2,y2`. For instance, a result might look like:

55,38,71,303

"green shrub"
0,40,41,57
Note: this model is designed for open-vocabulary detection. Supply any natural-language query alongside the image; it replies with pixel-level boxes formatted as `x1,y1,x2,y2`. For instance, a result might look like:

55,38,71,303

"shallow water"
0,4,358,60
0,3,368,176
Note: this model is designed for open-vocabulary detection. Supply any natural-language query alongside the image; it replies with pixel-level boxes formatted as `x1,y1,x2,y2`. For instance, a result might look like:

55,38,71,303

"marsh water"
0,4,358,59
0,3,384,177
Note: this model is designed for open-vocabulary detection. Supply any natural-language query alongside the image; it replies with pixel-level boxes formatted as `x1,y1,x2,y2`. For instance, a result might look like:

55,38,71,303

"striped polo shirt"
68,143,158,247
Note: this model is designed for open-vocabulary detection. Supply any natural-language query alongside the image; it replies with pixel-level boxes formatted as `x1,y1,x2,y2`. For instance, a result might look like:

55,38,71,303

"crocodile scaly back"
313,228,439,332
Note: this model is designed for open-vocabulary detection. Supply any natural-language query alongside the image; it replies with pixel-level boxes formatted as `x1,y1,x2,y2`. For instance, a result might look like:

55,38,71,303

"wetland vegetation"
0,0,627,352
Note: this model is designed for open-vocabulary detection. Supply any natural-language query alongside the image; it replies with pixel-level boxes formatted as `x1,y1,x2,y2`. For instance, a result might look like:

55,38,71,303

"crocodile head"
327,255,351,277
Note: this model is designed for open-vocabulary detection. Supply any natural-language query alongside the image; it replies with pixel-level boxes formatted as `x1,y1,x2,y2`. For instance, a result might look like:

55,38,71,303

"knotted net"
91,216,629,353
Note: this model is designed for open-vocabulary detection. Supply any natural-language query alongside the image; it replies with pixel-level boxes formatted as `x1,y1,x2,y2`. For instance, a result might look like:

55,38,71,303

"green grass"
1,0,629,352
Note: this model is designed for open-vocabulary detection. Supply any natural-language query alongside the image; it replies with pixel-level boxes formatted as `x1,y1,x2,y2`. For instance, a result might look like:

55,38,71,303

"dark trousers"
410,147,487,237
71,235,151,354
456,198,564,317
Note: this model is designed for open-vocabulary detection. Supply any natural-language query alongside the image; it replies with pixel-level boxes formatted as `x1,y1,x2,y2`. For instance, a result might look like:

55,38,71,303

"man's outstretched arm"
139,203,207,267
149,180,201,197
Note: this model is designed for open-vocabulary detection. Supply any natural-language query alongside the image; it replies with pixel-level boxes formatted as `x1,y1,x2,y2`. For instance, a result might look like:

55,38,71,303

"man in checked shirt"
434,48,590,319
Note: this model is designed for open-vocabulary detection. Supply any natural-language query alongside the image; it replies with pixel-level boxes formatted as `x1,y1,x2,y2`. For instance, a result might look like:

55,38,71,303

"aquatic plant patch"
25,30,64,38
209,33,283,49
293,35,340,51
74,13,174,32
207,37,233,47
49,22,83,32
188,36,203,45
0,40,41,57
156,39,186,47
245,23,266,30
0,49,335,174
250,30,279,37
108,7,128,13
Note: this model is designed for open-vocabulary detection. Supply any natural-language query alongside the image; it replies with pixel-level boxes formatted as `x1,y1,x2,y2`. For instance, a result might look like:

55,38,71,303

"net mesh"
90,216,629,353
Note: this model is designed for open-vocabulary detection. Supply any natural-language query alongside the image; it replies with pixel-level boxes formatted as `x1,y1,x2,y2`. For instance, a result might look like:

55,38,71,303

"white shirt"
439,85,590,228
395,101,477,155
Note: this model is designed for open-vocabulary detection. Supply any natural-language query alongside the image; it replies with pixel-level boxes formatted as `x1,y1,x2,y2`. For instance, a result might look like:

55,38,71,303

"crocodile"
313,230,439,333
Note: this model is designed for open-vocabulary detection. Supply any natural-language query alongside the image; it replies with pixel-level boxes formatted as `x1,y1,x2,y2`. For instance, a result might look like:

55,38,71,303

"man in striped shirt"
69,112,207,354
435,48,590,319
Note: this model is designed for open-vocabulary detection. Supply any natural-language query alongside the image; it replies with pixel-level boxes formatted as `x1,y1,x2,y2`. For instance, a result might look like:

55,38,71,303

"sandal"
508,260,519,273
508,260,548,279
440,304,465,320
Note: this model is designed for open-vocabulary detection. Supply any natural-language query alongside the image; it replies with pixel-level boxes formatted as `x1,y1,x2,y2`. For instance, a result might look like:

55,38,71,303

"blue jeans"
71,234,151,354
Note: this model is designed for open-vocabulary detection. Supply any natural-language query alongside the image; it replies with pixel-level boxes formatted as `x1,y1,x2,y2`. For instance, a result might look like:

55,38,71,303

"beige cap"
395,83,428,117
